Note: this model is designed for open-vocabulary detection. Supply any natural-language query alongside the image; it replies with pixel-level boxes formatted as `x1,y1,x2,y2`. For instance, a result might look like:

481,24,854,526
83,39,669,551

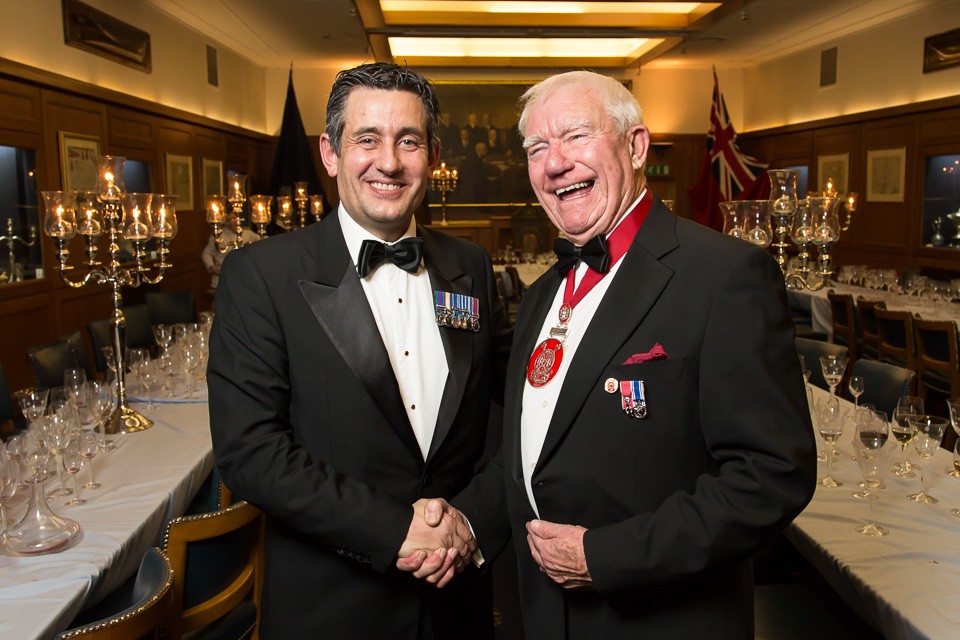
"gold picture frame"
165,153,194,210
58,131,100,192
866,148,906,203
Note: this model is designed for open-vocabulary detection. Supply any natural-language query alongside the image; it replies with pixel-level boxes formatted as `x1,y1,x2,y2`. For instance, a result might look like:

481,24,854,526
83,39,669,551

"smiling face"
523,84,649,245
320,87,439,241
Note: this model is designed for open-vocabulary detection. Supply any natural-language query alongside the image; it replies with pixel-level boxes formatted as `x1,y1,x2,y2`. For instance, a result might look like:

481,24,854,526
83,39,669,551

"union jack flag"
707,69,767,200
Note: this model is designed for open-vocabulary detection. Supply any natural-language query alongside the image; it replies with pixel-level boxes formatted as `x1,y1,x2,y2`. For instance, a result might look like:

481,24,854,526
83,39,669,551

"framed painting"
165,153,194,210
202,158,223,197
923,26,960,74
866,148,906,203
58,132,100,192
816,153,848,195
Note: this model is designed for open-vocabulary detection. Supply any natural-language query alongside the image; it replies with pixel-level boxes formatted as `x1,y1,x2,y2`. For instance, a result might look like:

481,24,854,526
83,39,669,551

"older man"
457,70,816,639
208,62,510,639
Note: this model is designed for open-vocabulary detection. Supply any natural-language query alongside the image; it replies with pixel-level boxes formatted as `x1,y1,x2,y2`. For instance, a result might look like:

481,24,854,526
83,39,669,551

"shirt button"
404,351,409,356
410,404,416,410
530,463,536,470
398,298,403,303
541,401,548,408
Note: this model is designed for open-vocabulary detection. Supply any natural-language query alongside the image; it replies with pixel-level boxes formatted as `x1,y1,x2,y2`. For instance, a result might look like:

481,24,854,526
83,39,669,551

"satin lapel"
508,269,564,489
536,201,679,470
421,228,473,463
298,216,421,462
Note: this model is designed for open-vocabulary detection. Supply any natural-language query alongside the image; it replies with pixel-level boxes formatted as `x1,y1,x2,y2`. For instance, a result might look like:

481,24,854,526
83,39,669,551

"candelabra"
42,155,178,434
294,181,310,229
431,162,458,225
766,169,842,290
206,177,256,254
822,178,858,232
0,217,37,283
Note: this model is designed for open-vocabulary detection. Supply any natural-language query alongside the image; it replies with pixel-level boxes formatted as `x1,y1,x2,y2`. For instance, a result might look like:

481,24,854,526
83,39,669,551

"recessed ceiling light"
388,36,653,58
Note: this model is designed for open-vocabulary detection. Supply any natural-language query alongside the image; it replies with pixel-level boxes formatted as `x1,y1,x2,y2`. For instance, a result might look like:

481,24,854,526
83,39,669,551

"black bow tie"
357,237,424,277
553,235,610,275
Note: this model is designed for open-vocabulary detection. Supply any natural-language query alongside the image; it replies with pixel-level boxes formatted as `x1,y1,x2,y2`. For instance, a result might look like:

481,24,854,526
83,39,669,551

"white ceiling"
148,0,945,71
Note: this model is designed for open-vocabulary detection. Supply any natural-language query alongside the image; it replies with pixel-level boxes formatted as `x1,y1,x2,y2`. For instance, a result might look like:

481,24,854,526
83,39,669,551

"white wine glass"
855,446,891,537
4,434,25,489
906,415,948,504
21,428,50,483
947,398,960,476
63,368,88,414
79,431,101,490
892,395,923,476
139,359,164,410
817,407,845,487
852,410,888,498
62,445,85,507
848,376,865,406
0,449,19,532
819,353,848,395
41,411,74,499
88,380,117,453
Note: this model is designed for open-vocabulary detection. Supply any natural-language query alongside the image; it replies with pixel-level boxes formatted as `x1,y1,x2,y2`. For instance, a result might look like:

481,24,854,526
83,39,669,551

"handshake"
395,498,477,588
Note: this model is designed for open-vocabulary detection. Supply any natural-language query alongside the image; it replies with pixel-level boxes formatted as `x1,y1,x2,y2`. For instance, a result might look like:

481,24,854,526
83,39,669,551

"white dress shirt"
339,206,448,460
520,191,645,516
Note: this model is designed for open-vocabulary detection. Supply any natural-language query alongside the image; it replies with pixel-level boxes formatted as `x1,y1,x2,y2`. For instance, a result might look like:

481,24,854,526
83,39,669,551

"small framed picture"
866,148,906,203
202,158,223,197
817,153,849,195
165,153,194,210
58,132,101,192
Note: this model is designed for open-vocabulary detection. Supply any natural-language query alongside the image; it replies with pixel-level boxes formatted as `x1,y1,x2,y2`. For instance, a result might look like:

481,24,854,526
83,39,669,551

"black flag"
267,68,330,231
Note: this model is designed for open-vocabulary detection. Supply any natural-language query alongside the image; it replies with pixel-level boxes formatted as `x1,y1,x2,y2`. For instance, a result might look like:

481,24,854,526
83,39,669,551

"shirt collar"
338,204,419,270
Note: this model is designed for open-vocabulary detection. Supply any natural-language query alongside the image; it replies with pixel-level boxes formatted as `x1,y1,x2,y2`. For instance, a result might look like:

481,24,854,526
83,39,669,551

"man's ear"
428,140,441,171
628,125,650,171
319,133,339,178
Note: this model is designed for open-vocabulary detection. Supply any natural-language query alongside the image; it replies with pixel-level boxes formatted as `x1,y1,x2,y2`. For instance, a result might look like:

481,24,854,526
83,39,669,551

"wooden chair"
55,547,174,639
795,337,847,393
58,330,95,380
849,359,914,417
27,339,82,389
145,290,197,326
161,500,263,640
855,298,886,361
875,309,916,391
827,291,857,363
913,317,960,404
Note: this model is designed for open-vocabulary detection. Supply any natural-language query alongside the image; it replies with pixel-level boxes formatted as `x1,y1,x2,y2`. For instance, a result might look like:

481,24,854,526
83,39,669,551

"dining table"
787,282,960,341
0,391,213,640
789,384,960,640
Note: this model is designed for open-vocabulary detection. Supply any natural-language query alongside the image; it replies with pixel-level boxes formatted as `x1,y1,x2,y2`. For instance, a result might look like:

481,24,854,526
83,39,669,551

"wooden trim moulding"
0,57,272,142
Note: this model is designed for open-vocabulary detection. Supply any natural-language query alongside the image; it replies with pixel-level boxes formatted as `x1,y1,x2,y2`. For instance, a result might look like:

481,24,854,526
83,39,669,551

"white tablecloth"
788,386,960,640
0,399,214,640
493,262,552,288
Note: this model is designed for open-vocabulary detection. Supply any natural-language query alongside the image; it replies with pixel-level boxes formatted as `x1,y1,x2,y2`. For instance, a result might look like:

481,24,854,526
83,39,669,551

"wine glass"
816,395,842,462
79,431,101,490
906,415,948,504
848,376,865,406
102,346,117,375
178,343,204,399
62,445,86,507
88,380,117,453
152,323,175,352
0,449,18,532
817,405,845,487
138,358,164,410
41,411,75,498
4,434,25,489
855,446,891,537
127,347,149,394
63,367,87,413
892,395,923,476
15,387,50,429
852,410,888,499
947,398,960,477
819,353,848,395
21,428,50,483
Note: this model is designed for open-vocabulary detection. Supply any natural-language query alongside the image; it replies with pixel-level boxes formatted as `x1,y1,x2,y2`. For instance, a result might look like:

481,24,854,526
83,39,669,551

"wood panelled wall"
0,59,275,394
739,95,960,276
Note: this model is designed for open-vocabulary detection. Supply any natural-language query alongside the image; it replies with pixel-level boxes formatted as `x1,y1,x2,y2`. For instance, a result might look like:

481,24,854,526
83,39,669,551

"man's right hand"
396,498,475,588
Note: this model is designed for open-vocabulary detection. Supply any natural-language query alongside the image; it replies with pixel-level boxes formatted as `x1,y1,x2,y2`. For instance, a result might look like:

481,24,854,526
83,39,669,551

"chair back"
146,291,197,326
913,317,960,401
0,362,14,427
855,298,886,361
795,337,847,392
161,500,263,639
27,340,82,390
503,266,523,301
850,359,914,416
88,305,158,373
55,547,174,639
875,309,916,375
827,291,857,361
58,330,94,380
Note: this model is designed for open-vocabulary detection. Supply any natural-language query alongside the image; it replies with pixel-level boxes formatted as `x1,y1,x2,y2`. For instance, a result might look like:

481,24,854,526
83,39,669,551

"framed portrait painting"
817,153,849,195
165,153,194,210
58,132,101,192
202,158,223,197
866,148,906,202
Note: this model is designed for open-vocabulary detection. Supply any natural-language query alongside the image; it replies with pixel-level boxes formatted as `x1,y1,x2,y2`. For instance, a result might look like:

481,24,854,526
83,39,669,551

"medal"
620,380,647,419
435,291,480,331
527,338,564,387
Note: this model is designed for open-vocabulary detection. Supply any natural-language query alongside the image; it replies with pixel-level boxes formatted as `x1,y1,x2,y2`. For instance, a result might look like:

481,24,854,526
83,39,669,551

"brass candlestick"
0,217,37,282
431,162,458,225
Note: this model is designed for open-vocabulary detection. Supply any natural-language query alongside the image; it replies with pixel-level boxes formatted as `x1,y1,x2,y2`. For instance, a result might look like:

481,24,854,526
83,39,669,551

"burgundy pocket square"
623,343,669,364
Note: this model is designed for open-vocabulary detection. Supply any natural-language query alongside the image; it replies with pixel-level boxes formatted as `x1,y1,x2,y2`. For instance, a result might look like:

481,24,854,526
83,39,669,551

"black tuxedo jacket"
460,197,816,639
208,214,510,639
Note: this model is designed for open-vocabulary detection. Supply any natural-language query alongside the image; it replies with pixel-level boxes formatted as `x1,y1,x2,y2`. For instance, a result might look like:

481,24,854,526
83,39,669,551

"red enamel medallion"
527,338,564,387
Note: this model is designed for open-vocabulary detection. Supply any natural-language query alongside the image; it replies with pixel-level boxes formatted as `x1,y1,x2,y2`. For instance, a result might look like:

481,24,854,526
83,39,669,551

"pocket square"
623,343,669,364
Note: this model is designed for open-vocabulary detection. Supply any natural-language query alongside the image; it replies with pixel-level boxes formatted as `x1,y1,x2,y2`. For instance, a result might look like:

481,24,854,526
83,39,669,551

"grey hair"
518,71,643,140
325,62,440,156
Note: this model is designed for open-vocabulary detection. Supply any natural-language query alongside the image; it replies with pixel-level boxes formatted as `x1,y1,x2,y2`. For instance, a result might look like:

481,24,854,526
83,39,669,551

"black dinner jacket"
461,195,816,640
208,213,510,640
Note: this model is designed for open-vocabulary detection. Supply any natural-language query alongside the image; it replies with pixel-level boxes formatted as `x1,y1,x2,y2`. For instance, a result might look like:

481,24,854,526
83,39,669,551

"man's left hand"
526,519,592,589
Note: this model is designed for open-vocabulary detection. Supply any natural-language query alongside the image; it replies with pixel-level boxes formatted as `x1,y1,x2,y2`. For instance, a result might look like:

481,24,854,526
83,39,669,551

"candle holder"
41,155,178,434
249,195,274,236
0,217,37,283
276,196,295,230
206,178,254,254
294,181,309,228
309,195,325,223
430,162,458,225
